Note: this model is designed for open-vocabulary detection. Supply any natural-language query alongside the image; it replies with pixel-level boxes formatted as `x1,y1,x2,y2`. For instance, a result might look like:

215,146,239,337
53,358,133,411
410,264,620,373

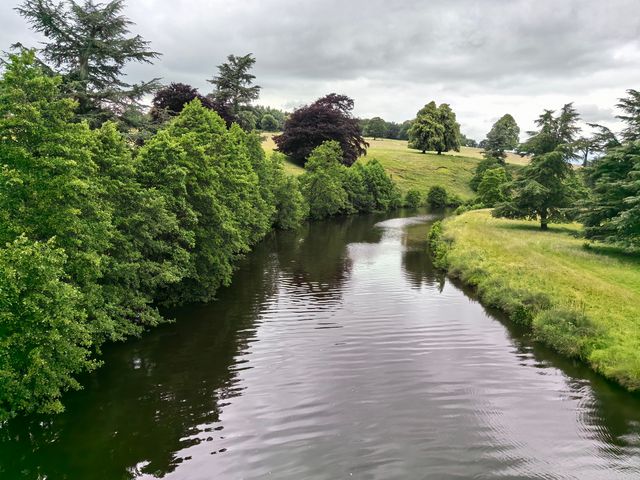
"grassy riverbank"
262,135,528,201
430,209,640,390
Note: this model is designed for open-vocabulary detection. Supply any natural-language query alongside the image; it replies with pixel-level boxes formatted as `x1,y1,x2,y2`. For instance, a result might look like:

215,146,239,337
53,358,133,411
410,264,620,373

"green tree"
91,122,191,334
470,158,510,191
299,141,349,219
437,103,462,153
404,189,422,208
483,114,519,162
494,151,575,229
0,236,94,420
616,89,640,142
427,186,448,208
0,51,114,340
362,160,402,210
208,53,260,119
342,163,374,213
408,102,445,153
519,104,581,158
237,110,257,131
408,101,461,154
17,0,160,126
260,113,279,131
137,100,270,303
478,167,509,207
581,142,640,246
365,116,387,139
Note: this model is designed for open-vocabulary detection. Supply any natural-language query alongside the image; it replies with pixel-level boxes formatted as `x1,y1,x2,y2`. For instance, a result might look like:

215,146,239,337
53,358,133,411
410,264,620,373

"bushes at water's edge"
0,53,304,420
300,141,401,220
428,212,639,390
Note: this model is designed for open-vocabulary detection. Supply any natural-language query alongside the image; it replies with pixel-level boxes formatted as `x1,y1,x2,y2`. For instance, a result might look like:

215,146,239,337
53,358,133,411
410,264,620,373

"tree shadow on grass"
496,221,640,266
583,242,640,266
497,222,578,235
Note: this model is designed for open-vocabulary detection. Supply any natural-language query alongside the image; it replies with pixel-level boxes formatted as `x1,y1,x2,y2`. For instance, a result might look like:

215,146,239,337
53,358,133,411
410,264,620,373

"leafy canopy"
275,93,368,166
483,114,519,162
208,53,260,119
408,101,461,154
17,0,160,125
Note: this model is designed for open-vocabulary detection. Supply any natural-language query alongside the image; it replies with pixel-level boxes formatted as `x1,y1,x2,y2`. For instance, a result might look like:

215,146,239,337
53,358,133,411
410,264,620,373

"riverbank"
429,209,640,390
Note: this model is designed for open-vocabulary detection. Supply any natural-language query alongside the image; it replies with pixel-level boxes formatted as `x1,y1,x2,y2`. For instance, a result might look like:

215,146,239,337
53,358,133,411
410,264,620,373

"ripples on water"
1,212,640,479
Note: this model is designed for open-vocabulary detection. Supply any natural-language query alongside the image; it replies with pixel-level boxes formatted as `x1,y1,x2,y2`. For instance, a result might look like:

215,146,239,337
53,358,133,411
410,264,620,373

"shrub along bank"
429,209,640,390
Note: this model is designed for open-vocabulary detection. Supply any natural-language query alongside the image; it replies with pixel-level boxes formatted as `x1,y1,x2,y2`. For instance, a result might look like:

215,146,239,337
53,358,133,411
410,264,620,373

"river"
1,211,640,479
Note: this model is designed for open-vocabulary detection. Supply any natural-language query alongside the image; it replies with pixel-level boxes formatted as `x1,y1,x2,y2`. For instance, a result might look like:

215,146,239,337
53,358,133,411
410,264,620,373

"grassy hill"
261,134,528,201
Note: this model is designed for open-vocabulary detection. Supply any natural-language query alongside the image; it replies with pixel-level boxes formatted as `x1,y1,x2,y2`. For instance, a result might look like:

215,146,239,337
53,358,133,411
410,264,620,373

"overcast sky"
1,0,639,140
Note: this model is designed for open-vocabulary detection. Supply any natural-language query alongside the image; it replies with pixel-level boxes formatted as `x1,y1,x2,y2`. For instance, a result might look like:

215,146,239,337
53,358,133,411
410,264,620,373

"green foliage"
0,50,114,339
438,210,640,390
364,116,387,139
483,114,519,162
404,189,422,208
519,104,581,158
299,141,349,219
427,220,449,269
408,101,445,154
17,0,160,126
616,89,640,143
470,158,502,191
477,167,509,207
360,160,402,211
208,53,260,119
0,55,303,418
581,141,640,247
426,185,448,208
260,113,279,131
494,151,576,229
0,237,95,420
91,122,191,335
237,110,257,131
138,100,273,303
300,142,402,219
408,101,461,154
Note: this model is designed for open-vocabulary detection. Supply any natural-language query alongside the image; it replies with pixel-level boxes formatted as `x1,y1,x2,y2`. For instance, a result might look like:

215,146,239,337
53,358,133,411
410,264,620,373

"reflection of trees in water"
400,219,446,291
0,240,281,479
0,214,385,479
274,214,384,301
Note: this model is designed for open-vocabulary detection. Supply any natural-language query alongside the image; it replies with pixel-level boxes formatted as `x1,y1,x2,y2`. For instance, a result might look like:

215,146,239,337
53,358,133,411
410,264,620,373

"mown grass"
431,209,640,390
260,135,527,201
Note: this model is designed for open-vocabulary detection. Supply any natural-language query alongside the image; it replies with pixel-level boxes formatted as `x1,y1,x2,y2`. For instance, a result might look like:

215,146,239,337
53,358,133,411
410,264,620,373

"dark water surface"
2,211,640,479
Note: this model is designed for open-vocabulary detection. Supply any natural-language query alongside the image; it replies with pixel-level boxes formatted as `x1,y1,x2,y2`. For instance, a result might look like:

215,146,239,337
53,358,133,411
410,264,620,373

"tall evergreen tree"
616,89,640,143
208,53,260,120
519,104,581,158
494,151,576,229
17,0,160,126
580,141,640,246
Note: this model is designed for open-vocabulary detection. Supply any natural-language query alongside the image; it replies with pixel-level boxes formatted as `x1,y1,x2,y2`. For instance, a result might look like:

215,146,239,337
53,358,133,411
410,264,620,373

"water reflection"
0,211,639,479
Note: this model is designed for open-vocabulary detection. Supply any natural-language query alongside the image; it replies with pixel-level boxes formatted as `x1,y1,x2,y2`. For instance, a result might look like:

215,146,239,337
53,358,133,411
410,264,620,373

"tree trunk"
422,150,426,154
540,210,548,230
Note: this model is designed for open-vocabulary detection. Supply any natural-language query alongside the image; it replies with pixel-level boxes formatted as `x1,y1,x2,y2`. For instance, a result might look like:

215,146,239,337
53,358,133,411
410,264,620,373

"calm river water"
2,211,640,479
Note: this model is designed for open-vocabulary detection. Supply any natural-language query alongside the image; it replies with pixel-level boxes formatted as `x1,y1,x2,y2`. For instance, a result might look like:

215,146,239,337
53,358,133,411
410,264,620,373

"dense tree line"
0,52,304,419
359,117,412,140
